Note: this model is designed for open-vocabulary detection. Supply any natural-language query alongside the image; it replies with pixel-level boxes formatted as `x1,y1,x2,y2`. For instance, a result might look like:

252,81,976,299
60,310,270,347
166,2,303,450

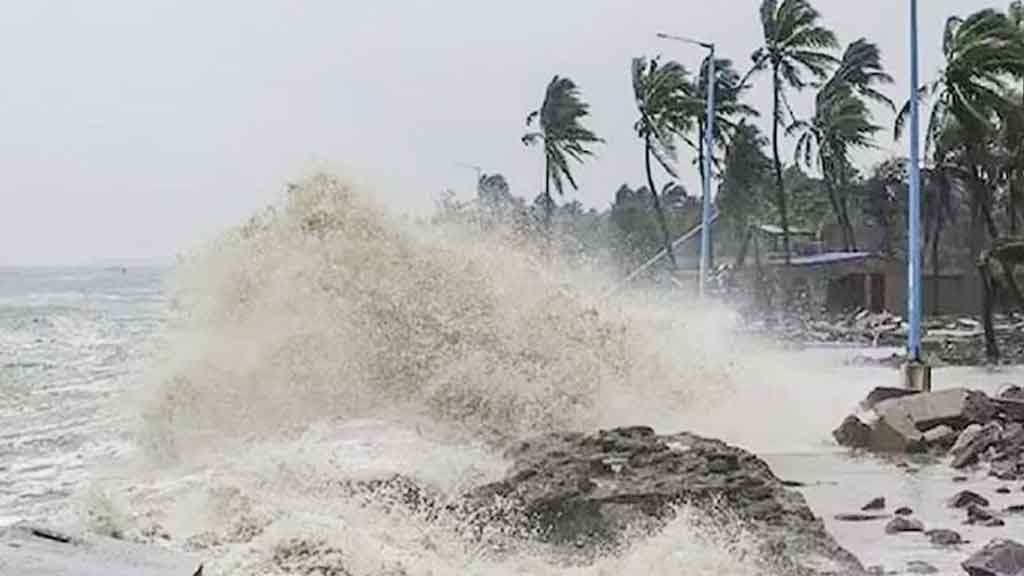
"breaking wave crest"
136,173,772,459
95,173,868,574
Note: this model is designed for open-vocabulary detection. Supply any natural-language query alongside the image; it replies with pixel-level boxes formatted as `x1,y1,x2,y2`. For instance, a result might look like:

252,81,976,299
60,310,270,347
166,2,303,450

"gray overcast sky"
0,0,1006,265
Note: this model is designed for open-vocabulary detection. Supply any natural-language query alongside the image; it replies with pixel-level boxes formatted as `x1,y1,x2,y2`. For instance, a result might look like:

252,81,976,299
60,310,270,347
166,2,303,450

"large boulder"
874,388,996,433
962,539,1024,576
465,427,864,575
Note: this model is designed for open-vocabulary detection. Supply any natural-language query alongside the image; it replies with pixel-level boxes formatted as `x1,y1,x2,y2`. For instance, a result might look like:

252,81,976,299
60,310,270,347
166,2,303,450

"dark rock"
967,505,1005,527
997,486,1012,494
862,497,886,511
835,513,888,522
906,560,938,575
926,528,962,546
834,415,873,449
464,427,864,575
962,539,1024,576
951,423,1003,469
874,388,996,431
1004,504,1024,514
885,517,925,534
781,480,806,488
895,506,914,516
999,385,1024,402
954,475,970,483
951,491,991,509
861,387,920,411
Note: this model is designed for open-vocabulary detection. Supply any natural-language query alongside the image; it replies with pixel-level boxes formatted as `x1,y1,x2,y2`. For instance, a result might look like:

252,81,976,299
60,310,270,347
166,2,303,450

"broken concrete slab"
871,406,925,453
885,516,924,534
860,387,920,411
0,525,202,576
873,388,996,433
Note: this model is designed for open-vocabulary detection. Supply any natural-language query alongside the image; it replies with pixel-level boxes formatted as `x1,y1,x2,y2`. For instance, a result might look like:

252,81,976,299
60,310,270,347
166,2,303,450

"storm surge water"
85,173,855,574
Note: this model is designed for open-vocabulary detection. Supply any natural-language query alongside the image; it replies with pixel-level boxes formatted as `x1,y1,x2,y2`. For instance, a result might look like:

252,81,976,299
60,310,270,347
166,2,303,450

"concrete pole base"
902,361,932,392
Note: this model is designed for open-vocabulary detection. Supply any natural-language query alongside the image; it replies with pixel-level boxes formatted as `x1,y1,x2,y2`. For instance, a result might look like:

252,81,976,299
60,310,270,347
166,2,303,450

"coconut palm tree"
631,57,696,269
748,0,839,262
896,9,1024,253
522,76,603,230
789,39,893,250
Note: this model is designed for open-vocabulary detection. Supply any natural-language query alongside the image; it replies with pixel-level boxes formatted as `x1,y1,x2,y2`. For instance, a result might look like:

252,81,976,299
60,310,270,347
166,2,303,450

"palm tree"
1006,1,1024,234
749,0,838,262
631,57,696,269
789,39,893,251
896,9,1024,254
718,121,772,255
522,76,603,230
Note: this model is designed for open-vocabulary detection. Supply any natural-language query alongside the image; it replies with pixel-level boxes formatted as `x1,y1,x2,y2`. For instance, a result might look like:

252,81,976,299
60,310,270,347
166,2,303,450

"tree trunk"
823,176,846,250
771,69,791,263
645,137,677,270
543,155,553,231
979,255,1000,362
931,210,944,316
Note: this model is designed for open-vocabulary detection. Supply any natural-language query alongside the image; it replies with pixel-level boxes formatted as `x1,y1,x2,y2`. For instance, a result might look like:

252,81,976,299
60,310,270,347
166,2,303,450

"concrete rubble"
834,387,1024,481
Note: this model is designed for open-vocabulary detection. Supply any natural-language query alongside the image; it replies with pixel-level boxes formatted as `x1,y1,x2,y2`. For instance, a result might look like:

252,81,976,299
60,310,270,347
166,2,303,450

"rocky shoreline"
462,426,865,575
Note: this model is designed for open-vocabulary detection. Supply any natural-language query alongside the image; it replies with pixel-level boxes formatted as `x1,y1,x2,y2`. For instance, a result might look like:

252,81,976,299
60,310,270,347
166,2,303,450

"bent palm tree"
896,9,1024,254
790,39,893,250
749,0,838,262
522,76,603,230
631,57,695,269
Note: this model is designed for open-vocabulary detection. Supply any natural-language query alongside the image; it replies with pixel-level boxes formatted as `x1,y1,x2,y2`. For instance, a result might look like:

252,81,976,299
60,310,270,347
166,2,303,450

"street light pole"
908,0,922,361
700,47,716,298
657,33,716,298
905,0,931,390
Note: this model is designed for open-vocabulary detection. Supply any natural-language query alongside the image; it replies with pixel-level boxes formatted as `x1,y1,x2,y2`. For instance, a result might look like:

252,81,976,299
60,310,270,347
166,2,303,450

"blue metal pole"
908,0,923,361
700,47,716,298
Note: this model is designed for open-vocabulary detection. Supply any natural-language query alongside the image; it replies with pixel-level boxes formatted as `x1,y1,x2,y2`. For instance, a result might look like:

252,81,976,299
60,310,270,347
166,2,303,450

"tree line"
439,0,1024,281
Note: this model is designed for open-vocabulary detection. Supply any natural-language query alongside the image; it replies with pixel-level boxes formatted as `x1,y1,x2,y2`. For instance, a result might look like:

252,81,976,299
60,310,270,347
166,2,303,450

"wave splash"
98,173,852,574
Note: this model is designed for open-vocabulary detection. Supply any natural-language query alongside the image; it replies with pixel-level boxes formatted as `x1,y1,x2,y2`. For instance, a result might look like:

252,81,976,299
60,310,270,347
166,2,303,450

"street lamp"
905,0,931,390
657,32,716,298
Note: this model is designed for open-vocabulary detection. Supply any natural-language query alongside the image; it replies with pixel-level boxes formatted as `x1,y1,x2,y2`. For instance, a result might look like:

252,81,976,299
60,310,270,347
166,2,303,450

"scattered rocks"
861,497,886,511
1004,504,1024,514
885,517,925,534
894,506,913,516
464,427,863,575
996,486,1012,494
953,475,970,483
951,491,991,509
962,539,1024,576
834,386,1024,481
967,505,1005,527
926,528,963,546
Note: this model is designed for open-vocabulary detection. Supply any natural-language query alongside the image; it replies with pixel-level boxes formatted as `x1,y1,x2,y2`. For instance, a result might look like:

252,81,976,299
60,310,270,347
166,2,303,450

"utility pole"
905,0,931,391
657,33,716,297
